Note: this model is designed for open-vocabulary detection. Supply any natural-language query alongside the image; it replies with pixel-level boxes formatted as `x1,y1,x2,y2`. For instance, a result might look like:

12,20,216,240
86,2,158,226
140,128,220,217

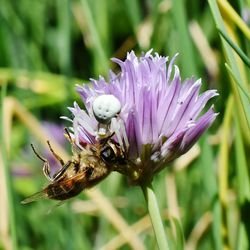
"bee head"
100,145,116,162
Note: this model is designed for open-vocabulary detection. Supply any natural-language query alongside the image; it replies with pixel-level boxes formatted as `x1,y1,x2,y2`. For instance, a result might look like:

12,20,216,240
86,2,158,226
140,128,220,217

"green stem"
142,184,170,250
0,84,18,250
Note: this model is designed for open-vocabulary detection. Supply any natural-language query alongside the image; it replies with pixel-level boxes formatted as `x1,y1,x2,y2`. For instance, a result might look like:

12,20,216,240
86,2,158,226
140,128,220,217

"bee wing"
21,170,89,204
21,190,48,204
58,167,91,184
47,200,66,214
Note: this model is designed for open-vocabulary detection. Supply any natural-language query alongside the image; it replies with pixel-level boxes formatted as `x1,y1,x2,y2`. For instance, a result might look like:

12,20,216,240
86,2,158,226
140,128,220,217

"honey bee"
21,129,126,204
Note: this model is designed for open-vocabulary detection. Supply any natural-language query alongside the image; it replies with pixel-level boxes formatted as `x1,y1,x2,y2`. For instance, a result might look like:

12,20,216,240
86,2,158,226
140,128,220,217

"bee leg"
46,140,65,166
64,127,73,143
31,144,54,181
43,161,54,181
64,127,81,156
52,160,72,181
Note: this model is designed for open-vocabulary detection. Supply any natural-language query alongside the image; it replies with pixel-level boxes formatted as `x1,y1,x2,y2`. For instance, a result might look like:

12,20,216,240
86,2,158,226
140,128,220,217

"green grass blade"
56,0,72,75
0,84,18,250
234,110,250,203
171,0,198,77
80,0,109,75
217,95,233,249
92,0,110,54
172,218,184,250
234,110,250,249
124,0,142,35
219,29,250,68
212,201,223,250
225,63,250,101
208,0,250,130
237,223,249,250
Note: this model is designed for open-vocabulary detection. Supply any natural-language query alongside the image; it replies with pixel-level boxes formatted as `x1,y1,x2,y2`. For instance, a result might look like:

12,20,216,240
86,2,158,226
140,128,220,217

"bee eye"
101,146,116,162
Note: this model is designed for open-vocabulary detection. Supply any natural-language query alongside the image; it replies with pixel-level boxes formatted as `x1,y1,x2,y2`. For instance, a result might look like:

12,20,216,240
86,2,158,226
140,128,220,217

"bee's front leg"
43,161,54,181
52,161,72,181
43,159,72,182
31,144,54,181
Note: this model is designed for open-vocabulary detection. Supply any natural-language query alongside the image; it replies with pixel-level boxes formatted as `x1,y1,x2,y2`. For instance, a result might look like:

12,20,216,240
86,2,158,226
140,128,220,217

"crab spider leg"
117,118,129,152
111,117,129,153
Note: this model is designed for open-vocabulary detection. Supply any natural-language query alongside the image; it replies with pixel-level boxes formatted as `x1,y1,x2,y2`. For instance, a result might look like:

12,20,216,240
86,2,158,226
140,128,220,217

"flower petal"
180,107,218,154
126,109,142,158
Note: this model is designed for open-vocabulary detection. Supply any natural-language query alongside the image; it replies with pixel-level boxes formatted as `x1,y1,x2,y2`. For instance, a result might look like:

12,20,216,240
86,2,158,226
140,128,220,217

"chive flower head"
65,50,218,184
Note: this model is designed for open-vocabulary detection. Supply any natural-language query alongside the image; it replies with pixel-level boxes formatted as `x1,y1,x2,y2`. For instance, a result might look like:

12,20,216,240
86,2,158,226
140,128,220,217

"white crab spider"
92,94,129,153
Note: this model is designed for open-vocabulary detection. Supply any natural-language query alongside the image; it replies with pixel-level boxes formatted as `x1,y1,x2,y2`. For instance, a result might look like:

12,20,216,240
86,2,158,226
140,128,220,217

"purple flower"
64,50,218,184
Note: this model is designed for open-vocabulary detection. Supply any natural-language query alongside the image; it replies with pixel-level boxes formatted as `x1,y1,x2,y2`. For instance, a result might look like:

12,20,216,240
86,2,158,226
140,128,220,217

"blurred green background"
0,0,250,249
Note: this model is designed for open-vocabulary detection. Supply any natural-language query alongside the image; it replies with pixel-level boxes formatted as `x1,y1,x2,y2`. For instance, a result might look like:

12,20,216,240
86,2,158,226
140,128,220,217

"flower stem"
142,184,170,250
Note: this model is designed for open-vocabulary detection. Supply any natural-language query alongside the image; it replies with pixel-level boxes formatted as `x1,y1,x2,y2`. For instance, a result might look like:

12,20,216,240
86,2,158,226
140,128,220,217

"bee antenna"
31,144,46,163
46,140,65,166
64,127,73,143
64,127,82,155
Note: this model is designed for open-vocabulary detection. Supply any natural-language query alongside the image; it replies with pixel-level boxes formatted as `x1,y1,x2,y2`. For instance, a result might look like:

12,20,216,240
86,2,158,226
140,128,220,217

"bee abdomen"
46,181,85,200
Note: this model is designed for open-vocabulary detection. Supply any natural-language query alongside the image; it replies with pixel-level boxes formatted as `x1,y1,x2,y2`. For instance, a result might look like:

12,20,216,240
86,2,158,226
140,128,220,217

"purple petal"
158,66,181,135
190,89,219,120
160,128,189,162
180,107,218,153
126,109,142,158
166,79,202,136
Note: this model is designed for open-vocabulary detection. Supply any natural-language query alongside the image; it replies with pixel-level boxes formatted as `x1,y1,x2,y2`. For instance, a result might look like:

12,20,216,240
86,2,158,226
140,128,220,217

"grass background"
0,0,250,249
